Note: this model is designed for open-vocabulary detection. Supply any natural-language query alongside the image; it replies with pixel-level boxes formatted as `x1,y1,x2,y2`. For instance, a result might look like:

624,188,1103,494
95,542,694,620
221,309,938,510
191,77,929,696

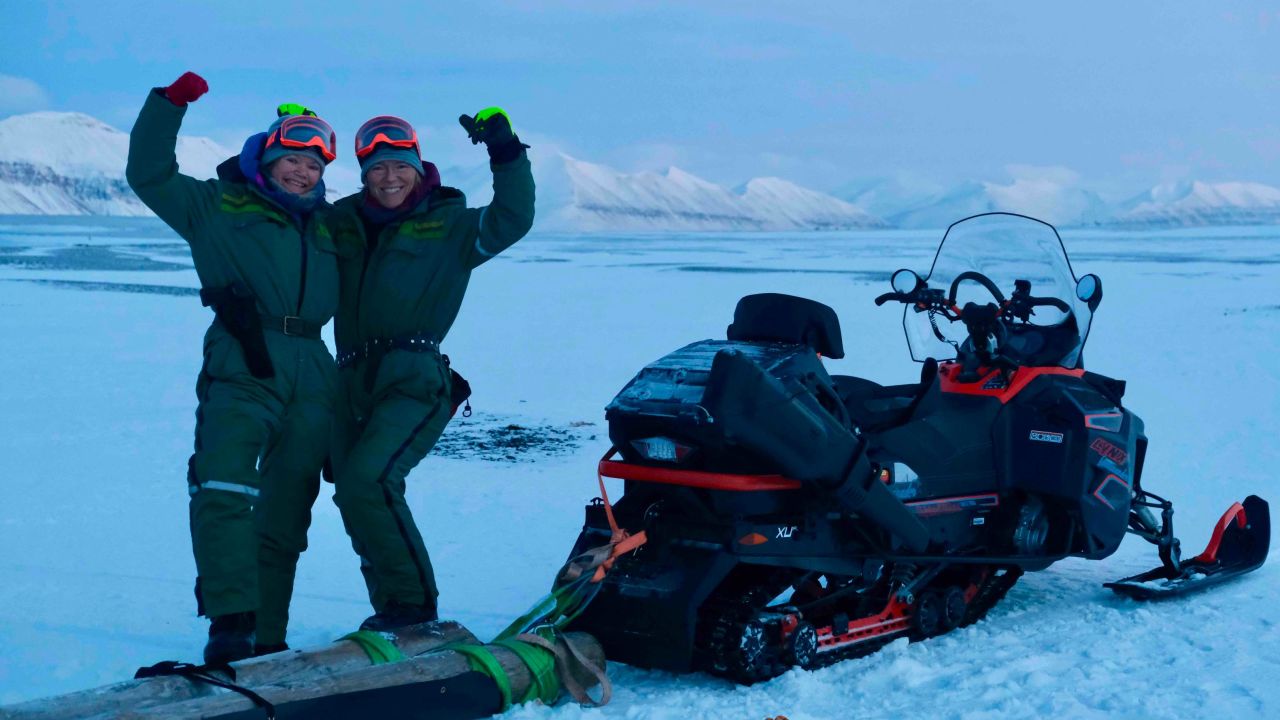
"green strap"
493,638,559,705
447,643,513,710
339,630,406,665
445,637,560,711
493,574,596,642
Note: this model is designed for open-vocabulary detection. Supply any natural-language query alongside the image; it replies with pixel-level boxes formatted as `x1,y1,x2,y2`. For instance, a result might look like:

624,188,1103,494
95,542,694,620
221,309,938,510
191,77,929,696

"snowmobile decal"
1090,437,1129,466
1029,430,1065,443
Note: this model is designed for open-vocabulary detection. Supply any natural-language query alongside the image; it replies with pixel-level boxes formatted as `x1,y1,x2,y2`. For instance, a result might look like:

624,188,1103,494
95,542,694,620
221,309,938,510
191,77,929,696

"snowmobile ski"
1105,495,1270,600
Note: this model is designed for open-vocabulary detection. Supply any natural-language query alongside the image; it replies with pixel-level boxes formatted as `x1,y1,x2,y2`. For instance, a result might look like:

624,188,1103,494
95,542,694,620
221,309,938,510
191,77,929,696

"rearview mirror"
1076,274,1102,310
891,268,923,295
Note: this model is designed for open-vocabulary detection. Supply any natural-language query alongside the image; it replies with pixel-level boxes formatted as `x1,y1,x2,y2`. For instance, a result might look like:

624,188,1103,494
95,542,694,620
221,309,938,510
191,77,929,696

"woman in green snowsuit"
328,110,534,630
126,72,340,664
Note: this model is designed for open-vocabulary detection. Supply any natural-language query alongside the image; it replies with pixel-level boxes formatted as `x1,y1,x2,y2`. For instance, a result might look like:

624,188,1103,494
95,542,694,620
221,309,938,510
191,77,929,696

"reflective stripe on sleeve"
474,206,496,258
189,480,261,497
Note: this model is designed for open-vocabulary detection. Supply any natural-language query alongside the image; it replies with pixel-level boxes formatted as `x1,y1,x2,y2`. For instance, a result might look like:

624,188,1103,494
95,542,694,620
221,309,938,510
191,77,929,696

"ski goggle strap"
355,115,419,160
266,115,337,163
277,102,318,118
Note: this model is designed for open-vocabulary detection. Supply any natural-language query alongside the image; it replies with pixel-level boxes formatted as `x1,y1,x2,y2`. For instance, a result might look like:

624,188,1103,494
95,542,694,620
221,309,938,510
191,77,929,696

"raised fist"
458,107,515,147
163,72,209,107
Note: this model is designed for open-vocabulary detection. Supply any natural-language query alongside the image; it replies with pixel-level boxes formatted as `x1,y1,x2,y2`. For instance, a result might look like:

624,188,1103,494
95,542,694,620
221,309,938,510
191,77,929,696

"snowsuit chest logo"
401,219,447,241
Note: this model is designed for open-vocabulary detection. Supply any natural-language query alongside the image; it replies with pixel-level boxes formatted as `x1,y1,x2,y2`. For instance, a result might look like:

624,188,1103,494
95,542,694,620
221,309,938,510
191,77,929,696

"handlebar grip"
1030,296,1071,312
875,292,903,306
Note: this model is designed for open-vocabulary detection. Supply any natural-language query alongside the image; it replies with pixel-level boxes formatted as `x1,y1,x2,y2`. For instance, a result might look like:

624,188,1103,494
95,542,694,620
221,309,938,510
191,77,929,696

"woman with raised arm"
327,109,534,630
126,72,341,664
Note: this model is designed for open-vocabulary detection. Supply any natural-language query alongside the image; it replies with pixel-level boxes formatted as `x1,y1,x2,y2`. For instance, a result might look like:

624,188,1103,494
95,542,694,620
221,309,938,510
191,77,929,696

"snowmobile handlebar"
947,271,1006,305
875,287,962,319
877,272,1072,328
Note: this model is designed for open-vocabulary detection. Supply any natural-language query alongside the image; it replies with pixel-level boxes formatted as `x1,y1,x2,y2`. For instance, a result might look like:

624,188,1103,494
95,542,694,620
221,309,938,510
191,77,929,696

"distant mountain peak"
0,109,231,215
1110,179,1280,227
537,153,886,231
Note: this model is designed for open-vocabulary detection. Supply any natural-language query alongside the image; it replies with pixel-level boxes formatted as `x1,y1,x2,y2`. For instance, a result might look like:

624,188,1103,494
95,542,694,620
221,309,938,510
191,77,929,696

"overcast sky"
3,1,1279,197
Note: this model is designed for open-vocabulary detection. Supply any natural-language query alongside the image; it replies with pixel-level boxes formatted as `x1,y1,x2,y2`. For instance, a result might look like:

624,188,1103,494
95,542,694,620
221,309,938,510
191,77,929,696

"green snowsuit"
126,90,340,645
329,150,534,613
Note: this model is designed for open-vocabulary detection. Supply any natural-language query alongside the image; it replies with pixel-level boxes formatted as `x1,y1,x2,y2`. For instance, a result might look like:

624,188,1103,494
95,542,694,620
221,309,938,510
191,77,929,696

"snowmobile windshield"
903,212,1093,368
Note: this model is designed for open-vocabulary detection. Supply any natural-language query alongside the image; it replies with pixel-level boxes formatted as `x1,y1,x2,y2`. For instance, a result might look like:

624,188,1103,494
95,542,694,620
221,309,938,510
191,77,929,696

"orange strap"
590,448,647,582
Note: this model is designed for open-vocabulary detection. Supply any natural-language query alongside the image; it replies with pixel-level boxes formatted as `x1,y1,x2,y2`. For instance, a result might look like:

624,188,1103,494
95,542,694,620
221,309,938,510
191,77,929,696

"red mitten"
162,72,209,106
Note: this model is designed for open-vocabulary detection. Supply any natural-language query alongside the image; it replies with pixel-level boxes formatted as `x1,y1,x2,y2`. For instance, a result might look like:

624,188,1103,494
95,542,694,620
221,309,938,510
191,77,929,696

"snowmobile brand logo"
776,525,799,539
1029,430,1064,444
1090,437,1129,466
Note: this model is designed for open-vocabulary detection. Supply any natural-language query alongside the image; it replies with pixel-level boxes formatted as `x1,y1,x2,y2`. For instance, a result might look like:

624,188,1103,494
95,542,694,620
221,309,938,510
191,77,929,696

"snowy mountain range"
1108,180,1280,228
0,112,226,216
0,111,885,231
4,110,1280,230
520,154,886,231
846,167,1112,230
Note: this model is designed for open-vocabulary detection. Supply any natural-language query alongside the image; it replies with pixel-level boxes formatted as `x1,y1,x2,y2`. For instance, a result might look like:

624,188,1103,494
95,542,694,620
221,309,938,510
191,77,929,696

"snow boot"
359,600,437,632
203,612,256,666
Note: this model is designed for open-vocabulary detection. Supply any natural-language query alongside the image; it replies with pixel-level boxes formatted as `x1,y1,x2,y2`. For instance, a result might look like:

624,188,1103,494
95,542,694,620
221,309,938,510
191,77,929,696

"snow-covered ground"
0,216,1277,718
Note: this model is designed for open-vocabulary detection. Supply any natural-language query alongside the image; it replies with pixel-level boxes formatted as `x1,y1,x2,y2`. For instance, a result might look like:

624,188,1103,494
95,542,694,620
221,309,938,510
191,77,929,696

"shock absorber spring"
889,563,917,591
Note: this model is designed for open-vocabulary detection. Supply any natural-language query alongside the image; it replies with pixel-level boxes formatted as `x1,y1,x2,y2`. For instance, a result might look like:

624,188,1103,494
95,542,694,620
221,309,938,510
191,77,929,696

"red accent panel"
815,596,913,653
1193,502,1248,564
938,362,1085,404
905,493,1000,517
1091,473,1131,510
598,460,803,491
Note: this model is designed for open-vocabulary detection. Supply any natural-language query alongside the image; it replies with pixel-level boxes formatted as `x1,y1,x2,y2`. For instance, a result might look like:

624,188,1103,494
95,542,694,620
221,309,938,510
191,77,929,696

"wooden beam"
1,621,477,719
112,632,606,719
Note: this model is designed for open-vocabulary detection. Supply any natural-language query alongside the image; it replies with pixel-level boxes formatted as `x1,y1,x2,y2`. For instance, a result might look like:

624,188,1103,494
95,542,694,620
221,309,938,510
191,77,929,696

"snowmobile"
564,212,1270,684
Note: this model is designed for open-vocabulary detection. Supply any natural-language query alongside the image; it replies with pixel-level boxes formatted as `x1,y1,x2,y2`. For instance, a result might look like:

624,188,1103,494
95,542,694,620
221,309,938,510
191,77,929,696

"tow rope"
133,660,277,719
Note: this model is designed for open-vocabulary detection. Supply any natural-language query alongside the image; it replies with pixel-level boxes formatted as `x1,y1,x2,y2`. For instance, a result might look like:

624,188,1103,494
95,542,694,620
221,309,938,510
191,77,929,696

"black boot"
204,611,256,666
359,600,437,632
253,642,289,657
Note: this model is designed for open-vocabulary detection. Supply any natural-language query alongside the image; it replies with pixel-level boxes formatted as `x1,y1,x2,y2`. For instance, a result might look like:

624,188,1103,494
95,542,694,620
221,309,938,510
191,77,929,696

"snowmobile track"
692,565,1024,683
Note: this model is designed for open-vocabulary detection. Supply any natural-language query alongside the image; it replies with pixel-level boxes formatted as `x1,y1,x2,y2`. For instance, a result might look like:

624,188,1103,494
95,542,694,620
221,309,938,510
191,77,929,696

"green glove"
277,102,318,118
458,107,515,146
459,107,528,163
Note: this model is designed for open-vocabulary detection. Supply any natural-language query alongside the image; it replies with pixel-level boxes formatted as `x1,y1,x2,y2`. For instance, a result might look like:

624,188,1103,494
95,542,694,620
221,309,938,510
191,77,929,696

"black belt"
261,314,322,339
337,333,440,370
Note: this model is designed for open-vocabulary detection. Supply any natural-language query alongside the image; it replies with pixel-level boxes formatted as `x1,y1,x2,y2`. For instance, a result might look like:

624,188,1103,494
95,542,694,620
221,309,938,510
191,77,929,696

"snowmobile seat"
833,359,938,432
726,293,844,359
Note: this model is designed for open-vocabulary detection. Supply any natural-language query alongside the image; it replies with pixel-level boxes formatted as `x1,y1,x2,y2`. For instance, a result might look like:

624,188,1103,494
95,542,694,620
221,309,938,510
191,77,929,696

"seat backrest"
726,293,845,359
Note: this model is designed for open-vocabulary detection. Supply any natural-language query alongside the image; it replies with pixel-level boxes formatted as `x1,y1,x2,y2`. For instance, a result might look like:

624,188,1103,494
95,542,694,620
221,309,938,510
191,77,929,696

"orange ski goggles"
265,115,337,163
355,116,420,160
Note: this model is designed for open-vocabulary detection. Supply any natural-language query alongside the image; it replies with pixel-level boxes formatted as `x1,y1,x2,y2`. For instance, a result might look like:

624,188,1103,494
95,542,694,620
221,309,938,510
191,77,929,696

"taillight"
631,436,694,463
